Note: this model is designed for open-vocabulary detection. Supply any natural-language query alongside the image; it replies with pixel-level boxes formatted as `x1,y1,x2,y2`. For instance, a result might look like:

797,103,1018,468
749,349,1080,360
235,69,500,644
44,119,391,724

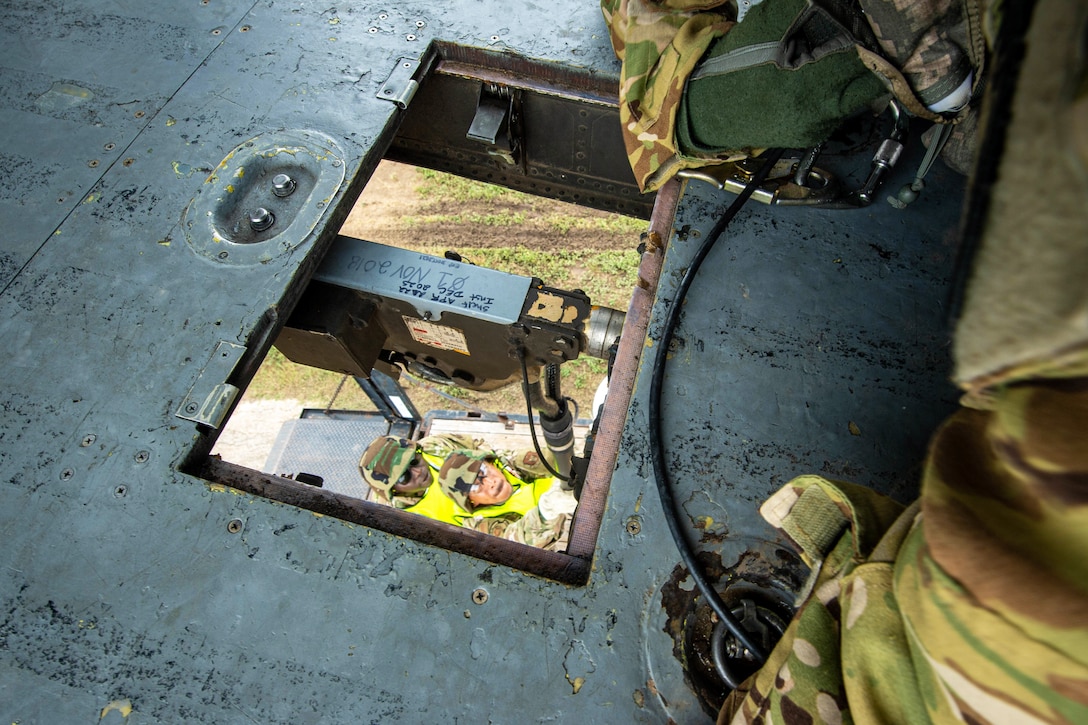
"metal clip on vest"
678,100,911,209
677,157,842,206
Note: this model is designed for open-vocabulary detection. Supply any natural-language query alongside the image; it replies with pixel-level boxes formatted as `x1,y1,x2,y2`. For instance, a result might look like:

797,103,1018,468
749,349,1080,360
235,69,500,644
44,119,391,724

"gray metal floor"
0,1,966,722
603,156,963,717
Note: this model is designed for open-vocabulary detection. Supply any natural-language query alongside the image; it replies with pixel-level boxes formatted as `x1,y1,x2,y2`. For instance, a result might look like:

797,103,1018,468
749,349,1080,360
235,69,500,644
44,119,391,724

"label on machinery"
315,237,530,326
402,316,470,356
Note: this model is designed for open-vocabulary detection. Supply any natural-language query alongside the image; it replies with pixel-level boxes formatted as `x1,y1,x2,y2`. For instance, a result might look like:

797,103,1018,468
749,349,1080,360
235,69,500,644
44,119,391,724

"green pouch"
677,0,888,154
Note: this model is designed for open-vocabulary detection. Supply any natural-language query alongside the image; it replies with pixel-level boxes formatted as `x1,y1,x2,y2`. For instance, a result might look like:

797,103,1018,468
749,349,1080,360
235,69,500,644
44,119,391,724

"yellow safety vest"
406,460,551,528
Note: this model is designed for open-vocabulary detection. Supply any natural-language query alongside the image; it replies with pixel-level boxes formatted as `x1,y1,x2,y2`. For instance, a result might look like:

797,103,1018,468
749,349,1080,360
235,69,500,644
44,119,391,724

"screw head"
185,402,199,414
271,173,297,197
227,518,244,534
114,485,128,498
134,451,149,464
625,516,642,536
248,207,275,232
80,434,96,447
471,588,489,605
60,468,74,481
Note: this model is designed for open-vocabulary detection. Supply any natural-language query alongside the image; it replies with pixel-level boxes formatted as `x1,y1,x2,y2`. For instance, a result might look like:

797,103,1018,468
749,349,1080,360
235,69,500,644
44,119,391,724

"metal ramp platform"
263,410,396,500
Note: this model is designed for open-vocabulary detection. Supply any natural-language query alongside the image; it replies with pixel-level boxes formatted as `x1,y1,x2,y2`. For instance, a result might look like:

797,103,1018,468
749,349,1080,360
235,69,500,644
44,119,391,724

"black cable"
545,362,562,401
648,149,785,666
517,349,571,482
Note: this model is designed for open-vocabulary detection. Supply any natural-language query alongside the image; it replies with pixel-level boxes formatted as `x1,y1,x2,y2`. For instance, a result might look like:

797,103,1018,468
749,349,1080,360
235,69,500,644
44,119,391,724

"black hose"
545,362,562,402
648,149,785,666
517,350,571,482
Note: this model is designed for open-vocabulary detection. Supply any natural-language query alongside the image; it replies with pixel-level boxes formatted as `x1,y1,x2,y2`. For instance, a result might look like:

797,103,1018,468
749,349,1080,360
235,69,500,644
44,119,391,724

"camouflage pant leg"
858,0,985,109
720,478,924,725
721,380,1088,725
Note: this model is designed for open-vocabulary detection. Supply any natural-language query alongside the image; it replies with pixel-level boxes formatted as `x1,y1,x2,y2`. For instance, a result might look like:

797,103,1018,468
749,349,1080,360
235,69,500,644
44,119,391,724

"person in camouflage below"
359,433,476,509
432,449,569,550
359,435,569,550
430,446,570,548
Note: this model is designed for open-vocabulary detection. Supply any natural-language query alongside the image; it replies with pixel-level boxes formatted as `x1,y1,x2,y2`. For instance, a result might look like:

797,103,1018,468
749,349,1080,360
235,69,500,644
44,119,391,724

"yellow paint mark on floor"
99,699,133,721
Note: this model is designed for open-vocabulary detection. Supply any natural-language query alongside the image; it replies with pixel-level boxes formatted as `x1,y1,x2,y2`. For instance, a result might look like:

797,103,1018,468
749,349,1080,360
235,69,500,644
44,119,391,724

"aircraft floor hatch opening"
205,222,634,580
197,45,657,583
202,157,648,583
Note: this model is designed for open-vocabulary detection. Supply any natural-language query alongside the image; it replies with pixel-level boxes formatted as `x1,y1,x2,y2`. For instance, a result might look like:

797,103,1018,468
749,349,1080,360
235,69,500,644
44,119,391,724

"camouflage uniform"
432,450,569,550
358,433,478,509
601,0,982,191
359,436,567,549
601,0,738,192
720,377,1088,725
721,2,1088,722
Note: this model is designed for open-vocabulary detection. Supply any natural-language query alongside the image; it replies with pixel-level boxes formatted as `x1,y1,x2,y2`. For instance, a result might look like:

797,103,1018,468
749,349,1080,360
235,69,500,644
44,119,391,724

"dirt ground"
340,160,639,252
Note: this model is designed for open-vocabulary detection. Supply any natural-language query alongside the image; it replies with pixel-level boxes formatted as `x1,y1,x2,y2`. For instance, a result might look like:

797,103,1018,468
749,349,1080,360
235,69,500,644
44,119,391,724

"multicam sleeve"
721,378,1088,725
461,515,514,539
601,0,735,191
463,509,569,550
417,433,480,458
497,448,554,481
504,508,569,550
893,378,1088,724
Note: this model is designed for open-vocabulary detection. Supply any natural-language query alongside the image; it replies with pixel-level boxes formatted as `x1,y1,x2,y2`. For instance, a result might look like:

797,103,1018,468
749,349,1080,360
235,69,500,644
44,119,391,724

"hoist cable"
648,149,786,667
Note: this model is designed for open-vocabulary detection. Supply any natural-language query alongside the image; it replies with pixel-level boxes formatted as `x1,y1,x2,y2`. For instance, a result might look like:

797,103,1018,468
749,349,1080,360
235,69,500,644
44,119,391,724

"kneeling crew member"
359,434,473,509
359,438,567,549
431,449,568,550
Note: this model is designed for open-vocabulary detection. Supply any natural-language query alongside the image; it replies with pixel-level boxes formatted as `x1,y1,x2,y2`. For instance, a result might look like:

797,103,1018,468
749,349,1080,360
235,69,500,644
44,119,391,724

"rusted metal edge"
193,179,680,587
565,178,682,562
433,42,618,105
201,457,591,586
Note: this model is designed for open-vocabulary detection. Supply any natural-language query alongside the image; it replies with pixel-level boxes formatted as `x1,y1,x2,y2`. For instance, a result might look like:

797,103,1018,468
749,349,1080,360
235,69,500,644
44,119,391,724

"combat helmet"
437,449,493,512
359,436,419,495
